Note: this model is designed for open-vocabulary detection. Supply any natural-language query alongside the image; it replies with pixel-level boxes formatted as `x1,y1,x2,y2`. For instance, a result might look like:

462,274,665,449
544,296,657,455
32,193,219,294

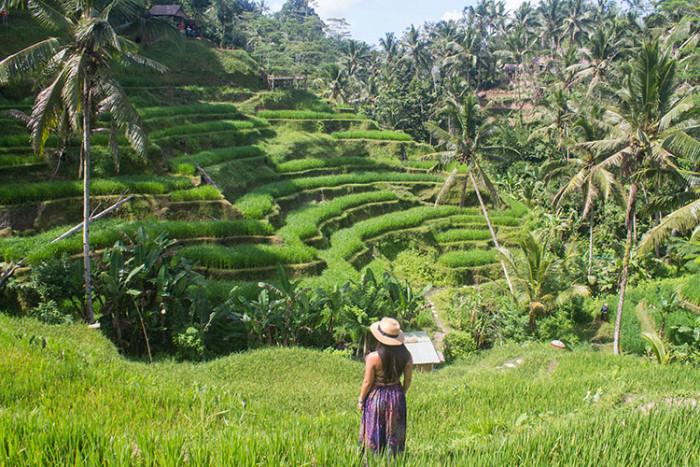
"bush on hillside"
443,331,477,362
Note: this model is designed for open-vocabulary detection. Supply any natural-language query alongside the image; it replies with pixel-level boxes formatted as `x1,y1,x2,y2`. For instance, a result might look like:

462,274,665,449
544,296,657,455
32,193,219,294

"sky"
268,1,524,45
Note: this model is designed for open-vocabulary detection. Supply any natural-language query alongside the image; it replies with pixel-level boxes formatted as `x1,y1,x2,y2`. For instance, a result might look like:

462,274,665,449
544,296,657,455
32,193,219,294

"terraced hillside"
0,22,528,295
1,104,527,287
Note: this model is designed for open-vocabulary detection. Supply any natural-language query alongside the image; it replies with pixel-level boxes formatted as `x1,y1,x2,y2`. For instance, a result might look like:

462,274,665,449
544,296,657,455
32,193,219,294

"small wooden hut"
404,332,443,372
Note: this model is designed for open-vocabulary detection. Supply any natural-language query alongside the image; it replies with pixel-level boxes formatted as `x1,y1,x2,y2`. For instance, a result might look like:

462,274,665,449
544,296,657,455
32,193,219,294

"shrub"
331,130,413,141
32,300,74,325
443,331,477,362
169,185,221,202
438,250,498,268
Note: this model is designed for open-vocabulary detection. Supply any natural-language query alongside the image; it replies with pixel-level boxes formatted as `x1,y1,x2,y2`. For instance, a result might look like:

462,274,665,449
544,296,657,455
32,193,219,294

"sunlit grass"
1,315,699,465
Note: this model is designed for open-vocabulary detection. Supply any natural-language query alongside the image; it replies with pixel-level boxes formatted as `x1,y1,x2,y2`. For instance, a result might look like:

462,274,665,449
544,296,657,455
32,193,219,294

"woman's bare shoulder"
365,351,380,364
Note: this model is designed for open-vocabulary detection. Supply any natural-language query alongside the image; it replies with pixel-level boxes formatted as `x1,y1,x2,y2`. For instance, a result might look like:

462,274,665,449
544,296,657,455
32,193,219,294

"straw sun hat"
369,317,405,346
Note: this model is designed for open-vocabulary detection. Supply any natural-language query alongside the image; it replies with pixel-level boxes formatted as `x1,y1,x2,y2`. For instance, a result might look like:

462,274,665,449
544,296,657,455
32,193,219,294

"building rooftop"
404,331,442,365
149,5,188,18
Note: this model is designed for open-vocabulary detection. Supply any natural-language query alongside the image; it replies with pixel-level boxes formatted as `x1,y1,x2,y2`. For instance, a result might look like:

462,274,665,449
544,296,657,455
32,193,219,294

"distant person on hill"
600,303,609,322
358,317,413,457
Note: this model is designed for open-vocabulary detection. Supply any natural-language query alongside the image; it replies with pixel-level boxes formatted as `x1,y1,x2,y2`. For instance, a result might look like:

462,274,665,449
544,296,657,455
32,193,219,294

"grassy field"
1,315,699,465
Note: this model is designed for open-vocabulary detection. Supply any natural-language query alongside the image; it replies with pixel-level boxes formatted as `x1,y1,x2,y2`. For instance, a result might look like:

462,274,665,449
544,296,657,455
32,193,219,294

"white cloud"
504,0,526,13
441,9,463,22
314,0,364,19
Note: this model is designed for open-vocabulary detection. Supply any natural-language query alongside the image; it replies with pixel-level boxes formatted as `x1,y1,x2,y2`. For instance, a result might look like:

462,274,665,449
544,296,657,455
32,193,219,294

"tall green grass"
438,249,499,268
258,110,365,120
331,130,413,141
279,191,400,242
329,206,461,259
150,119,268,140
235,172,442,218
169,146,266,175
177,243,316,269
169,185,222,202
274,157,388,173
0,219,274,263
2,315,699,465
138,104,241,119
0,176,192,205
0,154,41,167
435,229,492,243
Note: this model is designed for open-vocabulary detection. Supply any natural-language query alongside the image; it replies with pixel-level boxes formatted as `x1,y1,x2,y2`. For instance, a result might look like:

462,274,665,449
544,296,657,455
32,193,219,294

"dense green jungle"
0,0,699,464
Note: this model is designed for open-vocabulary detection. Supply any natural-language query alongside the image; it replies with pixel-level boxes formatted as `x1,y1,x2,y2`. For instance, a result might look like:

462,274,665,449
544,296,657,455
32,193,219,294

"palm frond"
659,93,697,132
29,69,68,155
663,130,700,162
27,0,72,32
98,79,147,156
0,38,61,84
639,198,700,253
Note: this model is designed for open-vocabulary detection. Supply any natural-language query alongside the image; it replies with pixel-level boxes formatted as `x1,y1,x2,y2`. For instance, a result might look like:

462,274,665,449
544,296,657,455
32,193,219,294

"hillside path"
425,287,449,351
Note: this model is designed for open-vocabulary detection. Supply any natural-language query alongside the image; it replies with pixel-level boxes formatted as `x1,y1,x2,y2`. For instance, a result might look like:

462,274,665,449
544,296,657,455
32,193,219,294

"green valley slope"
2,315,700,465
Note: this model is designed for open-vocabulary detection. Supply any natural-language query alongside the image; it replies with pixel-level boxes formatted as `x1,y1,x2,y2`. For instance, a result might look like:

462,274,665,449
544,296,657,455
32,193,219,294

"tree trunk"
468,169,515,295
588,208,594,276
82,77,95,324
613,182,638,355
459,171,469,208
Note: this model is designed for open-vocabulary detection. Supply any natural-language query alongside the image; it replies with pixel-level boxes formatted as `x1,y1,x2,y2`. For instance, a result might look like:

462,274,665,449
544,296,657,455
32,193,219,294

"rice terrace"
0,0,699,464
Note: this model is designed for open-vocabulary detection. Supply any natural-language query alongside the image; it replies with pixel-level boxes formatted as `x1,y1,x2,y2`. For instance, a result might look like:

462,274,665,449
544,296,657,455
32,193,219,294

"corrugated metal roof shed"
149,5,188,18
404,331,442,365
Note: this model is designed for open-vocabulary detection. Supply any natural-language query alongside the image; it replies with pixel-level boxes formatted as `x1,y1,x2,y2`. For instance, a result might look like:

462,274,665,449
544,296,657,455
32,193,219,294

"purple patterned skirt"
359,384,407,454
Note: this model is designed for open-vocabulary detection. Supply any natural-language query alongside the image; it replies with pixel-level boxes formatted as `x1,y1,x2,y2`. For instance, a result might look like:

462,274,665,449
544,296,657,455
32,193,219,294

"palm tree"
544,104,621,276
498,231,590,331
537,0,566,53
0,0,165,323
530,86,577,159
566,25,623,97
428,93,516,294
561,0,593,46
379,32,400,64
583,40,699,354
401,25,431,79
340,39,369,79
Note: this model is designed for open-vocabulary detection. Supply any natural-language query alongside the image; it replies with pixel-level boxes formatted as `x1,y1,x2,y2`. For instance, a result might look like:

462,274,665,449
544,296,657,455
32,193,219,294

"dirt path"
425,286,449,350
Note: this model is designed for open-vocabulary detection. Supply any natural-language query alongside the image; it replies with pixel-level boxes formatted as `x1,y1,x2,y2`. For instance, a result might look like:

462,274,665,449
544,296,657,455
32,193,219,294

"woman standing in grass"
358,317,413,455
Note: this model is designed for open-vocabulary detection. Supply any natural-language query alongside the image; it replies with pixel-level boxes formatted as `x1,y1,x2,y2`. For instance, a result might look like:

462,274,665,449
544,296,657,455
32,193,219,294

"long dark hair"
376,341,411,382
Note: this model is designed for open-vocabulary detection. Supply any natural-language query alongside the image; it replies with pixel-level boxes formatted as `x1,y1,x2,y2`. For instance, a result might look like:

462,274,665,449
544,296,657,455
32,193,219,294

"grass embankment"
437,249,499,268
257,110,365,120
278,191,401,243
1,315,699,465
234,172,442,219
169,146,265,175
331,130,413,141
0,176,192,205
177,243,317,270
0,220,273,263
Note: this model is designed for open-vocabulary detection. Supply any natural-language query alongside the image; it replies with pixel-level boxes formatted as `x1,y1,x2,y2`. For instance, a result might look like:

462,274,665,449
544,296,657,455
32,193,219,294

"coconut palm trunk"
459,170,469,207
468,169,514,295
82,77,95,324
588,208,594,276
613,182,637,355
